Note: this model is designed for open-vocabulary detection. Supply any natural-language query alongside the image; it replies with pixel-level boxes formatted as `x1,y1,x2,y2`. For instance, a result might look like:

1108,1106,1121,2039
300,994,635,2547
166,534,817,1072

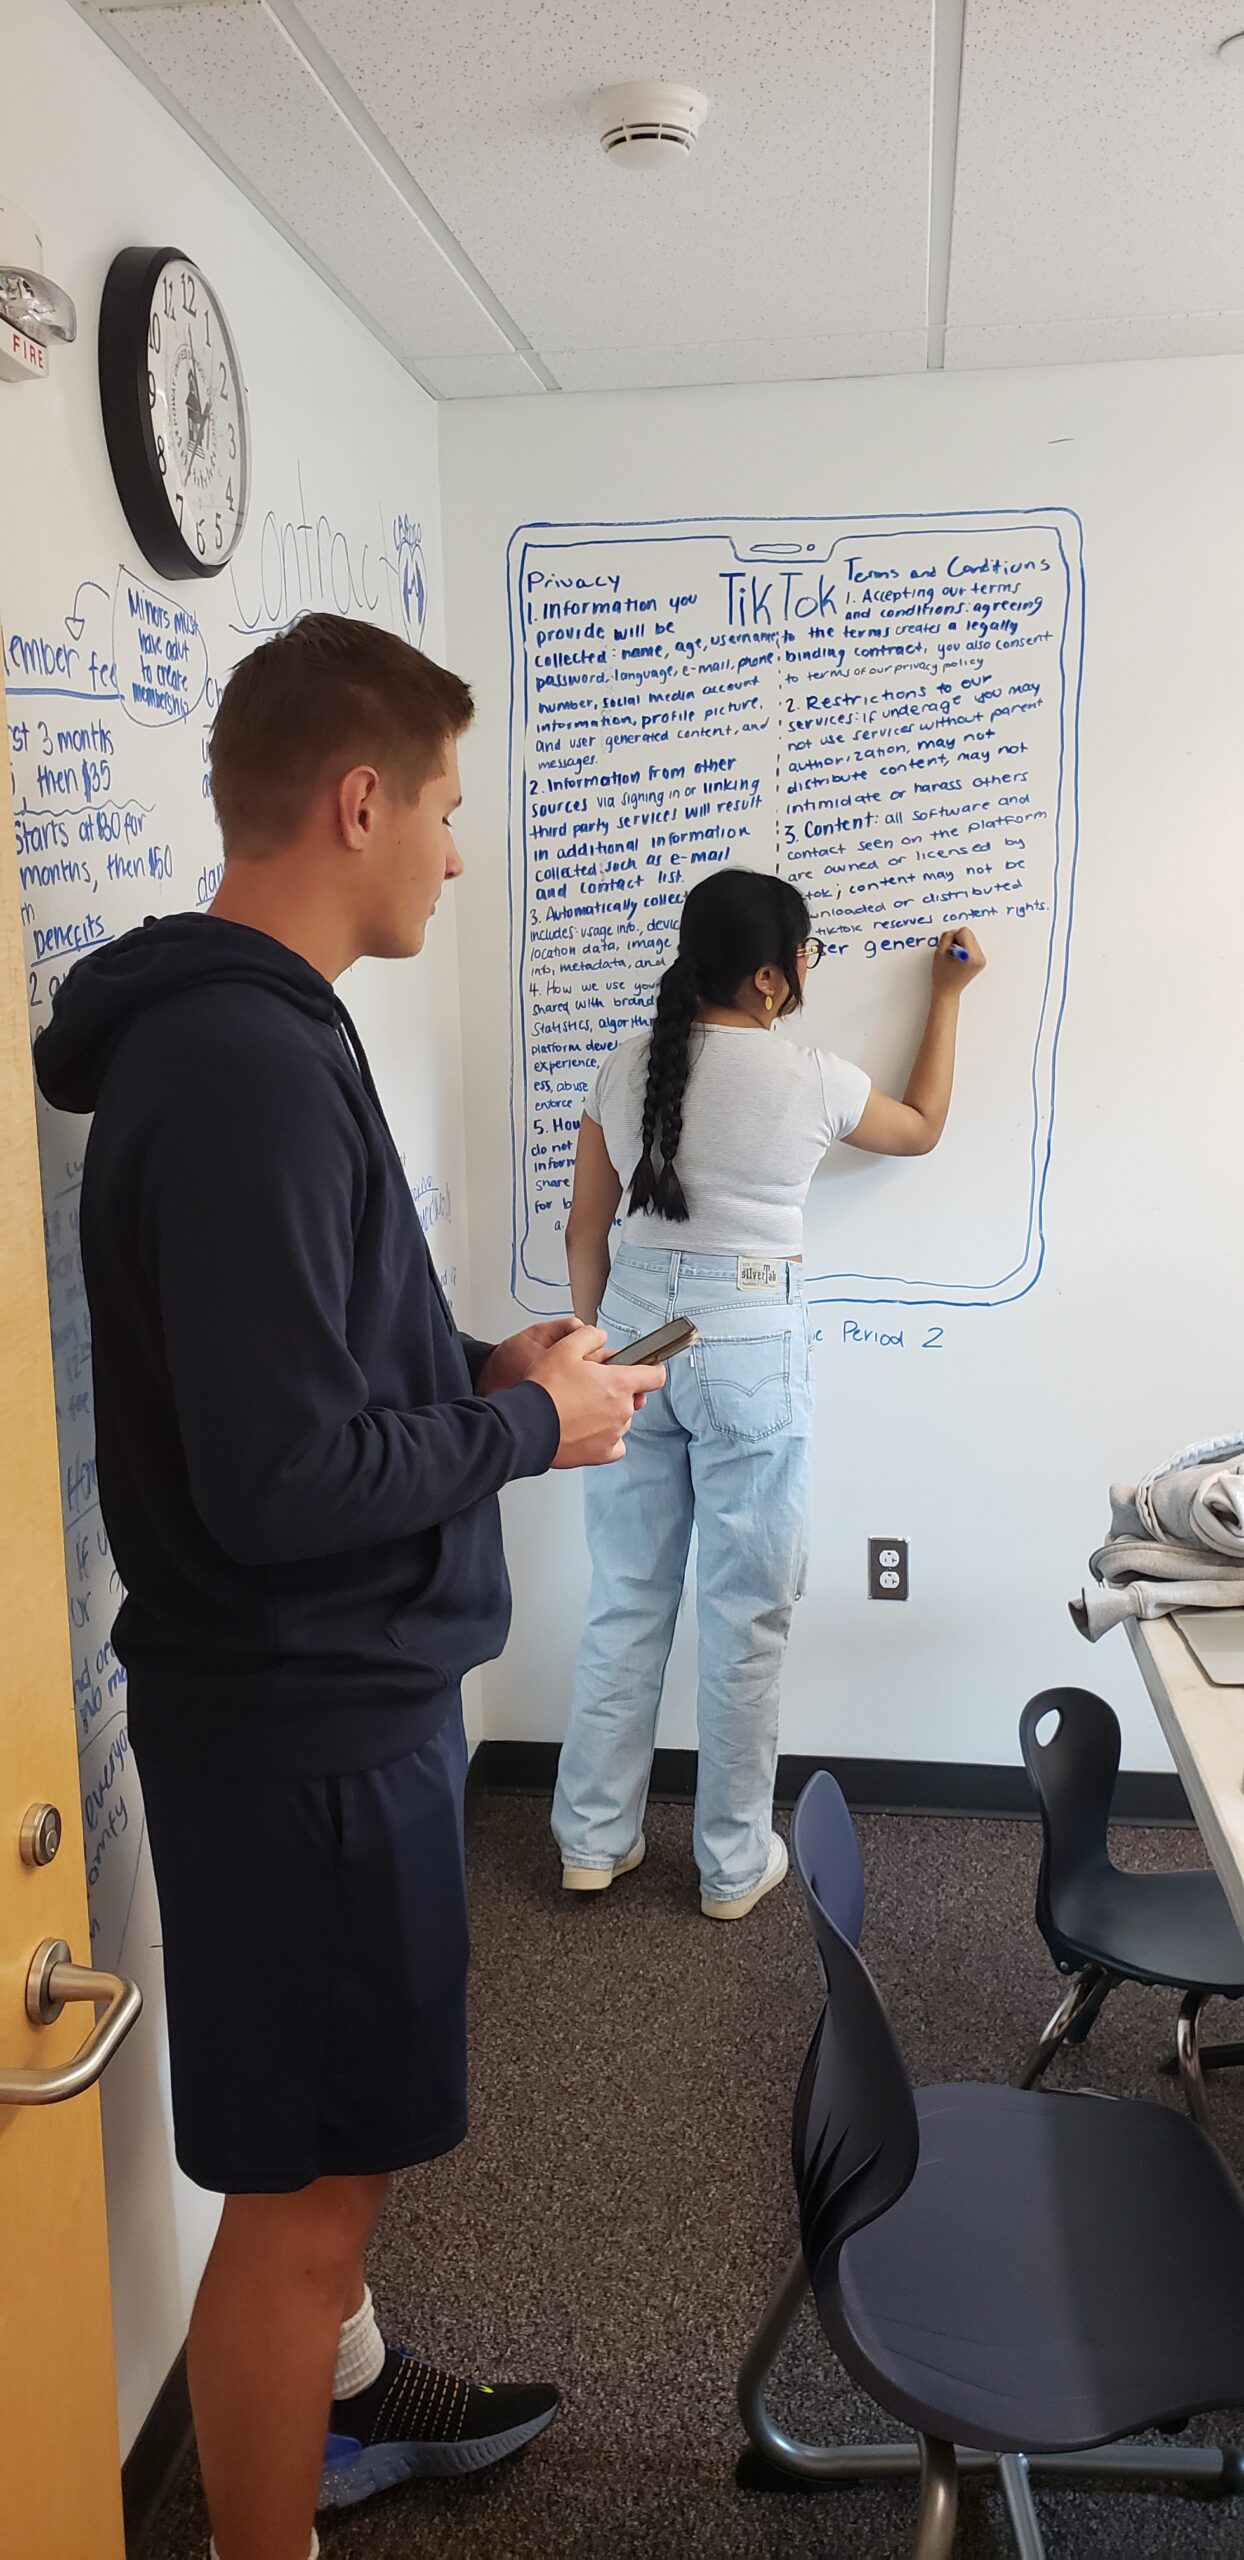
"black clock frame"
99,244,249,581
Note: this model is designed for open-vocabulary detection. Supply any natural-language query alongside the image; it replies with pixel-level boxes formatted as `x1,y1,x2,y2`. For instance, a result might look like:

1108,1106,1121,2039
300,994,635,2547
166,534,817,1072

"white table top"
1128,1617,1244,1941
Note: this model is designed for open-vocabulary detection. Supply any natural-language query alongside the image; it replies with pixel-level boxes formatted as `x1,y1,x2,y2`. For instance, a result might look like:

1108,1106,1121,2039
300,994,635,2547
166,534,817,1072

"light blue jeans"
552,1246,814,1902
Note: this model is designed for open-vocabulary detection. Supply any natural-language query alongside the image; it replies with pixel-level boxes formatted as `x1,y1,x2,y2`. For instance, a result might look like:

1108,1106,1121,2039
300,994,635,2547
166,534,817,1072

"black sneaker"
319,2344,561,2509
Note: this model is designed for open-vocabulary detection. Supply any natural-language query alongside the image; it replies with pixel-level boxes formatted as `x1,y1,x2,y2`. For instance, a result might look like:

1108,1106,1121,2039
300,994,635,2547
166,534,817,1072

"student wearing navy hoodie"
34,614,662,2560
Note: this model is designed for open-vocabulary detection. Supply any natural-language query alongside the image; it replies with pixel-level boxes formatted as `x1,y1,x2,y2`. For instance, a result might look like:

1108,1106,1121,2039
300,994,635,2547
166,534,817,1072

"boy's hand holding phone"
533,1327,666,1469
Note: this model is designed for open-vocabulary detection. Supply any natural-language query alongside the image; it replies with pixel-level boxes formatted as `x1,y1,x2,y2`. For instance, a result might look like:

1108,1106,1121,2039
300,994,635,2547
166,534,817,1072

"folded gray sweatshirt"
1072,1435,1244,1639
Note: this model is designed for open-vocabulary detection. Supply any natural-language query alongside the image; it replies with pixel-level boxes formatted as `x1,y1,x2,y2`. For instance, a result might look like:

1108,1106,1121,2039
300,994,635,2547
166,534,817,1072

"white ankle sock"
332,2282,386,2398
210,2541,318,2559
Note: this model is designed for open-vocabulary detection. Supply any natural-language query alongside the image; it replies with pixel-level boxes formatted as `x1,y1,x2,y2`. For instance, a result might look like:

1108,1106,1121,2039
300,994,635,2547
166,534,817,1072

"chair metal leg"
1029,2443,1244,2490
1064,1970,1114,2047
735,2242,821,2475
735,2245,995,2488
915,2437,958,2559
1019,1966,1113,2089
1162,2032,1244,2077
999,2453,1047,2559
1177,1988,1213,2130
1195,2037,1244,2073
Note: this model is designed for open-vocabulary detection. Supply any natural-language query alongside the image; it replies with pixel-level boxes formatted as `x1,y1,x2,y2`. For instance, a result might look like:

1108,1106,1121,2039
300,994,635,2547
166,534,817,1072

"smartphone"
608,1317,699,1367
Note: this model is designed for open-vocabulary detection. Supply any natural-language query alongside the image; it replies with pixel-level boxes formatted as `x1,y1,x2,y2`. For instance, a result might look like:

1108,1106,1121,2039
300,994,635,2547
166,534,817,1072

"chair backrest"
788,1774,920,2292
791,1762,866,1953
1019,1687,1119,1952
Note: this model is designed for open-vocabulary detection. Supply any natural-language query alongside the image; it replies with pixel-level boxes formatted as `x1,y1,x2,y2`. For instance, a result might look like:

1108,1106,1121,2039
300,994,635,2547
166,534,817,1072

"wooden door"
0,656,129,2557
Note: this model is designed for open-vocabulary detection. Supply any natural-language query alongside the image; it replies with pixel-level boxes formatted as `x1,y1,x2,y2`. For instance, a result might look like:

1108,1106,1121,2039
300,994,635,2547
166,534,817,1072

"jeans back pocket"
693,1330,793,1442
597,1289,643,1355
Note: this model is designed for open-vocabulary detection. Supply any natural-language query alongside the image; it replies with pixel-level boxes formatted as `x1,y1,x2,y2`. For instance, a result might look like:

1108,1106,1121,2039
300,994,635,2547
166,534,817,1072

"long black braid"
626,867,811,1223
627,954,699,1220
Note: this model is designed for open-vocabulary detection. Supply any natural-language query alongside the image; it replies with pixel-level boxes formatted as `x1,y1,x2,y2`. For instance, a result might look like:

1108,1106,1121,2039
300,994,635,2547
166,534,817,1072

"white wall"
1,0,469,2455
442,357,1244,1774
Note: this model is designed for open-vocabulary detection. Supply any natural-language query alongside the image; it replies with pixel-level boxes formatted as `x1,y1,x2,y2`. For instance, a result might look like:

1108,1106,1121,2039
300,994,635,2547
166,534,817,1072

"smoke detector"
598,82,709,171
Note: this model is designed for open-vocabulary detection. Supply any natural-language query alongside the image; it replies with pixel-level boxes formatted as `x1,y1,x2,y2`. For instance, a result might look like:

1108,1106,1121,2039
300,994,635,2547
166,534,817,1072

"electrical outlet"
868,1538,909,1600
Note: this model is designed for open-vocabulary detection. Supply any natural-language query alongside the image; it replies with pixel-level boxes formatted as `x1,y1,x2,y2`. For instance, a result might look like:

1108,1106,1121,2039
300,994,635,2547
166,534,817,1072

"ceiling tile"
107,0,515,361
296,0,935,357
950,0,1244,330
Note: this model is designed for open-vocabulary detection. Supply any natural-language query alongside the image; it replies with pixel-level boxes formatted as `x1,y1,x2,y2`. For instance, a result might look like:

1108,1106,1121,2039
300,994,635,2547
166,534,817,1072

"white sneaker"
561,1835,647,1894
701,1832,788,1922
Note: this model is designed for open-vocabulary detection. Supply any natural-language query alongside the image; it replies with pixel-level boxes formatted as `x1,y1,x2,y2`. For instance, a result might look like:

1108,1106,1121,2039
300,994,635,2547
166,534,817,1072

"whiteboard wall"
505,508,1082,1312
3,0,467,2456
442,355,1244,1777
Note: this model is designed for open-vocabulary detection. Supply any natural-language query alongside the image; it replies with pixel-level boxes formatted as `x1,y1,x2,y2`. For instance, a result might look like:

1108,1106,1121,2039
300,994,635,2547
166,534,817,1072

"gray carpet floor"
146,1794,1244,2558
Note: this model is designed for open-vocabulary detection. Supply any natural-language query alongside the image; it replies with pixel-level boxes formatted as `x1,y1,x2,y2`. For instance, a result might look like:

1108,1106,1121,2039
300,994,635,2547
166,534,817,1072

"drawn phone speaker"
506,510,1083,1317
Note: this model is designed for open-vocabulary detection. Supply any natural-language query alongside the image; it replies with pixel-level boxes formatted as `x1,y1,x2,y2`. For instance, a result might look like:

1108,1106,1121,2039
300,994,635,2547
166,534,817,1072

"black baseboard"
464,1735,488,1821
474,1739,1191,1825
122,2350,192,2557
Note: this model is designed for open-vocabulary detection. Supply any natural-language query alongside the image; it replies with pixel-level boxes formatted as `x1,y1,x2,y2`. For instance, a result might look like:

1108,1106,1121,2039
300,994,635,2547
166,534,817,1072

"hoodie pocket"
383,1508,511,1676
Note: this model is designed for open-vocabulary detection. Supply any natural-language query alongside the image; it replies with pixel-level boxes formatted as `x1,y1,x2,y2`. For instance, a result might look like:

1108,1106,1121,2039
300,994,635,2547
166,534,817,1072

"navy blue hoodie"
34,914,559,1775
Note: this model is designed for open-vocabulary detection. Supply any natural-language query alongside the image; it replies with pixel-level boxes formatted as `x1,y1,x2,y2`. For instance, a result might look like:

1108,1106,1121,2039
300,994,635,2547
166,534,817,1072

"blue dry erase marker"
949,939,970,962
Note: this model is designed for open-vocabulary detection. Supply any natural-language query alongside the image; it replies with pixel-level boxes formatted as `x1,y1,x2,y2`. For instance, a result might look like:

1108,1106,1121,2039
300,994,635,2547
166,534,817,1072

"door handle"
0,1939,142,2105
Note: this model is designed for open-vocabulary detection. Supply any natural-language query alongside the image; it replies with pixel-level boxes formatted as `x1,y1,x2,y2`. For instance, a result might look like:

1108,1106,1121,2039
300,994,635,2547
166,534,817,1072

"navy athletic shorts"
133,1703,469,2194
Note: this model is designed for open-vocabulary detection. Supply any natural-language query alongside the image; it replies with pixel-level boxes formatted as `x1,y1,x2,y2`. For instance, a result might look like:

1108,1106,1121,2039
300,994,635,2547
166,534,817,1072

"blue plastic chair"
1018,1687,1244,2126
737,1770,1244,2557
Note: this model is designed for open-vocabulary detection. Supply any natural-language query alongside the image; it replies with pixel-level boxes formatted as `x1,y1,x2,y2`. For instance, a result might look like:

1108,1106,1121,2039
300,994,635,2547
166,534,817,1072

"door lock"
19,1803,62,1868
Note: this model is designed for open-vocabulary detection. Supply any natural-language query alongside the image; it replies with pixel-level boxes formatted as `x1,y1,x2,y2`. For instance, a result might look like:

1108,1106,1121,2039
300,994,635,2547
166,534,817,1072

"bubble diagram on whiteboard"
397,536,427,644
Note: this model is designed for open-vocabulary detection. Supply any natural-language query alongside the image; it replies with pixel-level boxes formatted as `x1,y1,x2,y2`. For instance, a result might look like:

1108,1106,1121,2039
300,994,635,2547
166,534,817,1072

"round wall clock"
99,246,251,579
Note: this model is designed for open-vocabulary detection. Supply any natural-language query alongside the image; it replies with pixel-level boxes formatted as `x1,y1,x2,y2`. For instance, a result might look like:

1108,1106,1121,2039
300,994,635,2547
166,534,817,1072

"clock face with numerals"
99,246,251,581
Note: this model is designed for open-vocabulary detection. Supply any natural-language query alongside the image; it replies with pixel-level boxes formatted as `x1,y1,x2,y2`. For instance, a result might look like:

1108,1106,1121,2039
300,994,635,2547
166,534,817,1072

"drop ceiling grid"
944,307,1244,372
949,0,1244,332
295,0,936,354
547,326,929,391
113,0,515,359
422,350,547,395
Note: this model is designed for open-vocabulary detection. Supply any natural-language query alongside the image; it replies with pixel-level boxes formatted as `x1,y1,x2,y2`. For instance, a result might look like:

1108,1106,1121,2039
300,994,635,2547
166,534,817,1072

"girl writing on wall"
552,866,984,1918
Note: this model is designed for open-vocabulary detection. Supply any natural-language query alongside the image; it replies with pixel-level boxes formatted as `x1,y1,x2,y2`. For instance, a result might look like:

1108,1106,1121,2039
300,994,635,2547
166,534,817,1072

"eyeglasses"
801,938,826,969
